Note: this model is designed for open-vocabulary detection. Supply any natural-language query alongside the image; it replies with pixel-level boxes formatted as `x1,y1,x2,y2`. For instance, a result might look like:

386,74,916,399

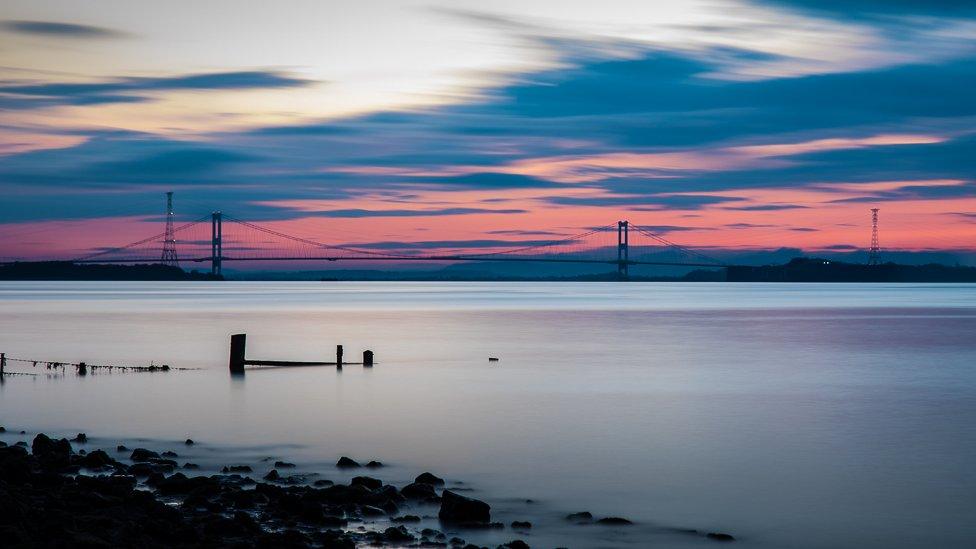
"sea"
1,281,975,548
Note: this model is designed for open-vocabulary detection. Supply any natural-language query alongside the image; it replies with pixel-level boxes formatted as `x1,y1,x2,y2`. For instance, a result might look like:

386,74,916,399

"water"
2,281,975,548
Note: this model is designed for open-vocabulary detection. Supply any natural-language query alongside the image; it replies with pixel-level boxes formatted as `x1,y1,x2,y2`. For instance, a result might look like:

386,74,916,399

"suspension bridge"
55,210,728,278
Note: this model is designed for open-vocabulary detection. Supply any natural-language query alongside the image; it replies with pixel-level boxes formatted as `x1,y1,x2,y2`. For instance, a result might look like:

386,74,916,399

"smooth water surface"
2,282,975,548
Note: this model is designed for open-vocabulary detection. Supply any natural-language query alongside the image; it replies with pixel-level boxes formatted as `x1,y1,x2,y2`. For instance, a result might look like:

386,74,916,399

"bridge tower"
161,191,179,266
211,211,223,276
617,220,629,280
868,208,880,266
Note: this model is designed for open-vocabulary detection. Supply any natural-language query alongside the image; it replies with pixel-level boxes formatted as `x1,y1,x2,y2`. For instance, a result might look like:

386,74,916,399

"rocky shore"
0,431,735,548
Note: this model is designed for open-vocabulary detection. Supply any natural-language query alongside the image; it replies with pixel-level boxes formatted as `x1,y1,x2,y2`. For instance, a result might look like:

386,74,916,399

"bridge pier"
211,211,223,276
617,220,629,280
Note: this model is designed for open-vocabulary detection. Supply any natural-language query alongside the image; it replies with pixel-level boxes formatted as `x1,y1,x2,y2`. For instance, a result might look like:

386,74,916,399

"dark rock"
402,481,439,500
500,541,530,549
130,448,159,462
707,532,736,542
31,433,73,470
351,476,383,491
439,489,491,524
566,511,593,523
597,517,633,525
365,460,384,468
383,525,415,542
184,438,194,445
117,444,128,452
416,471,446,485
161,450,178,458
222,465,252,473
264,469,280,481
449,537,466,546
313,479,334,487
78,449,114,469
336,456,360,468
72,433,88,443
15,441,27,447
392,514,422,523
274,460,295,468
183,462,199,469
511,521,532,529
0,426,4,432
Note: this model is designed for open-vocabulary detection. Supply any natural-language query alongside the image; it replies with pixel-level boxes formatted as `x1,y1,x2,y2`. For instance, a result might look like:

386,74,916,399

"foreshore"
0,429,736,548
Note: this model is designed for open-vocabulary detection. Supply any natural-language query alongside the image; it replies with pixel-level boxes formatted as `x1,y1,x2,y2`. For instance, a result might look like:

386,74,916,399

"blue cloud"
0,19,127,38
0,71,312,108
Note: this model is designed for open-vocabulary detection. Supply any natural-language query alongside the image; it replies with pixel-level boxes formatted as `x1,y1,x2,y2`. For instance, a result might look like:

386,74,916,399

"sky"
1,0,975,262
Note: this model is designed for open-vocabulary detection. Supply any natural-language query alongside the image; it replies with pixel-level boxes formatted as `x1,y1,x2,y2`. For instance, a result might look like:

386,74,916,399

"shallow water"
1,281,975,548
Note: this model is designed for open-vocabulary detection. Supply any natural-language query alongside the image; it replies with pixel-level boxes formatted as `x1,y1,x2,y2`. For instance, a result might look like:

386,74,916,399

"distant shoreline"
2,258,976,282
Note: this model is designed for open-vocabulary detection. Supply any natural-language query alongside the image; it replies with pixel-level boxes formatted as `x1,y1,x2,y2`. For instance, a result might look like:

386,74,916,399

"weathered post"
363,350,373,367
229,334,246,374
0,353,5,376
77,362,87,376
336,345,344,368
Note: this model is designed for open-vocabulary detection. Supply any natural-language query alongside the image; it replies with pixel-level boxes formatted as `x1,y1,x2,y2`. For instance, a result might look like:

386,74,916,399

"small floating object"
488,357,499,362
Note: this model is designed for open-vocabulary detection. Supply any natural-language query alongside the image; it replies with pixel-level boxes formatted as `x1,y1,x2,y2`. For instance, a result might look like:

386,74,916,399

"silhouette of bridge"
29,211,730,279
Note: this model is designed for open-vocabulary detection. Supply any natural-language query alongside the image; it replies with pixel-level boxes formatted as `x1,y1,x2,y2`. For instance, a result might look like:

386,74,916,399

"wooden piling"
1,353,5,376
336,345,344,368
78,362,87,376
363,350,373,367
229,334,246,374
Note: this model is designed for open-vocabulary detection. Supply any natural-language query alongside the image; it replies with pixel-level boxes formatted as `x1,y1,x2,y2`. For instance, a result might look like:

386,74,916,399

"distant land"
2,259,976,282
0,261,221,281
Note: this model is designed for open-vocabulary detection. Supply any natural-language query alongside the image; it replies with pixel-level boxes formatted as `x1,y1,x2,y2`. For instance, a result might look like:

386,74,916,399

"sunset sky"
1,0,975,262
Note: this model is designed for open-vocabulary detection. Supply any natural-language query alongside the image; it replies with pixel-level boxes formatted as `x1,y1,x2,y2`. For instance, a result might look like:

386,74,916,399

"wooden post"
78,362,87,376
229,334,246,374
363,350,373,367
336,345,343,368
1,353,5,376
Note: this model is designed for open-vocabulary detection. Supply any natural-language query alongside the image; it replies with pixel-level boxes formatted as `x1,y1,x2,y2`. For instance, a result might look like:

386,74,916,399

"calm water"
2,281,975,548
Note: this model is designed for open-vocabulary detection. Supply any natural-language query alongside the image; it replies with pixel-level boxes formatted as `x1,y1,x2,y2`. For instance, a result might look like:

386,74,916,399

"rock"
365,460,384,468
313,479,334,487
264,469,280,481
222,465,252,473
72,433,88,443
0,426,5,432
392,515,422,523
401,481,439,500
183,462,199,469
439,490,491,524
31,434,73,470
707,532,736,542
184,438,194,445
566,511,593,523
130,448,159,462
597,517,633,525
117,445,129,452
336,456,360,468
161,451,178,458
361,504,387,517
274,460,296,468
383,526,415,542
351,476,383,491
511,521,532,529
78,449,113,469
449,537,466,547
500,541,530,549
416,471,445,485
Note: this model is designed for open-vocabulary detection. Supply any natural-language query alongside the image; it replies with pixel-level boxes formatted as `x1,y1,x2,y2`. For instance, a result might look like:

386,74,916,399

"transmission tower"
161,191,179,266
868,208,880,266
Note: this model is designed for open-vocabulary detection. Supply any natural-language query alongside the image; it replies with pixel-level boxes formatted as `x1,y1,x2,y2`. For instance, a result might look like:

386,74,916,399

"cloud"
0,20,127,39
343,239,569,250
293,207,527,218
0,70,313,109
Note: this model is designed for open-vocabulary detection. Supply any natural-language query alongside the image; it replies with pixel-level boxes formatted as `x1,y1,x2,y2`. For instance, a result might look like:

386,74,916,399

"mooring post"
336,345,343,368
78,362,87,376
229,334,246,374
1,353,5,376
363,350,373,367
